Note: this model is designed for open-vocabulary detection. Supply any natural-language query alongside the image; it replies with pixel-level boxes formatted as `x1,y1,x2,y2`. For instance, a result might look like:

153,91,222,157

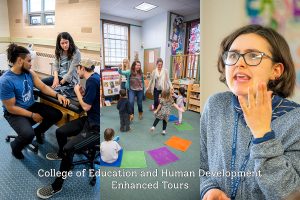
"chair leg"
71,147,99,186
5,135,38,153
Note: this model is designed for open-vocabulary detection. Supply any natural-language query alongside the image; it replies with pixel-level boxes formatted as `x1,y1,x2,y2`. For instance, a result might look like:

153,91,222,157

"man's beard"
21,63,30,74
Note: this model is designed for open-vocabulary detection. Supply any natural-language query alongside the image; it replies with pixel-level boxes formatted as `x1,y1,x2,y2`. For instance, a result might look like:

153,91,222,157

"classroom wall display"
101,69,121,96
246,0,300,99
169,13,186,55
188,21,200,54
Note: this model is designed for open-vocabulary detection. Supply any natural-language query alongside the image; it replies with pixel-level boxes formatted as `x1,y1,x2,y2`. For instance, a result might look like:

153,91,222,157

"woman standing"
118,61,145,121
146,58,172,109
120,58,130,90
42,32,81,88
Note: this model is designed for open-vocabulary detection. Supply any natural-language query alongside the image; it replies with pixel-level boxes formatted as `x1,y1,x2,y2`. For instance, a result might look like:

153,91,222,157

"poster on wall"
169,13,185,55
188,21,200,54
101,69,121,96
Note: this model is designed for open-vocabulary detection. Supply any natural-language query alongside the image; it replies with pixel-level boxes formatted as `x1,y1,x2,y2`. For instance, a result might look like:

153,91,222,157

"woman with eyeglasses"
200,24,300,200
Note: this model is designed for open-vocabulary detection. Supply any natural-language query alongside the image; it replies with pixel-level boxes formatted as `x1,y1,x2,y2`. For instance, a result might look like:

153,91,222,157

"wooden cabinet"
188,84,200,112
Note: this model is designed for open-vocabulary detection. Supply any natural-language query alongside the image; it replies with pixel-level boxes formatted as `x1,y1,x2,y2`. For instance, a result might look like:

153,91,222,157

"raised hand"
238,82,273,138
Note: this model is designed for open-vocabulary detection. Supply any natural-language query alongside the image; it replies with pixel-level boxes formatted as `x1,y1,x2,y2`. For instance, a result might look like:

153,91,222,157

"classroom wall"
0,0,10,43
142,12,169,70
100,13,143,68
184,13,200,22
200,0,247,111
7,0,100,51
130,25,143,66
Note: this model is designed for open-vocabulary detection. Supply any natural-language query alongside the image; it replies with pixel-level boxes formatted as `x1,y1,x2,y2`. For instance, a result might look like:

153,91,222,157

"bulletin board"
101,69,121,96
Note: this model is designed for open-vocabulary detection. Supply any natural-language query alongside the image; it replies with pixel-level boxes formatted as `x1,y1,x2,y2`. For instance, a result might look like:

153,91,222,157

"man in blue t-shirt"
0,44,70,160
37,59,100,199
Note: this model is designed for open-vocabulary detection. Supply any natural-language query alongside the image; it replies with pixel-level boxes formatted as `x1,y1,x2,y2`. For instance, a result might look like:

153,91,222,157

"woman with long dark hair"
118,60,145,121
42,32,81,88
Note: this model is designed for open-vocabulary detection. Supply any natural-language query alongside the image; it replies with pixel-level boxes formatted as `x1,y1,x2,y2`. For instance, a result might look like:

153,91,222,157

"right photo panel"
201,0,300,200
100,0,200,199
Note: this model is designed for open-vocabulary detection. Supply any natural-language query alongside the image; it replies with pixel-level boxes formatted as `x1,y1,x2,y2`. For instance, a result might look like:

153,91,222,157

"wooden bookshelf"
188,84,200,113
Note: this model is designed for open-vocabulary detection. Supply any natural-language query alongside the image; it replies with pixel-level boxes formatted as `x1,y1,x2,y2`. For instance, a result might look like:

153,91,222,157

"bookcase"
188,84,200,112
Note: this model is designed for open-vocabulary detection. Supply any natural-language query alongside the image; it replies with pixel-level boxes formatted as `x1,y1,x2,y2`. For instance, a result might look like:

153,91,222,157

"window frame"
28,0,55,26
102,20,130,67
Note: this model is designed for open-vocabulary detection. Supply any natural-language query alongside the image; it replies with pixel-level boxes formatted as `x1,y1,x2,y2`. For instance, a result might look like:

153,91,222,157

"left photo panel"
0,0,100,199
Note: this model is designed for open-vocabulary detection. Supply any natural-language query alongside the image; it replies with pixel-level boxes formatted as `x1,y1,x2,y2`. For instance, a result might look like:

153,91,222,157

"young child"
117,89,130,132
150,89,185,135
100,128,121,163
201,24,300,200
173,87,186,125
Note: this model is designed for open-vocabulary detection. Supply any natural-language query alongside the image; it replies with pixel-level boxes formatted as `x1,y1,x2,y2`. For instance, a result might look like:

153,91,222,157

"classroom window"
28,0,55,25
102,21,129,66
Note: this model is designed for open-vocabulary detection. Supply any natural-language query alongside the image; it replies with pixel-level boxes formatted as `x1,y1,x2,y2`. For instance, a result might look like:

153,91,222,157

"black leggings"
153,118,167,131
52,117,100,190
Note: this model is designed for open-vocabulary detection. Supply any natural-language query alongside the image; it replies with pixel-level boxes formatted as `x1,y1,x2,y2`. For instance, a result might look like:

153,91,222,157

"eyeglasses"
222,51,273,66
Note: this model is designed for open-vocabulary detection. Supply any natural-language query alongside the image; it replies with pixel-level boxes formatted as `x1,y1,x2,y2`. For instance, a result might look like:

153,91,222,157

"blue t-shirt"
0,70,35,112
83,73,100,126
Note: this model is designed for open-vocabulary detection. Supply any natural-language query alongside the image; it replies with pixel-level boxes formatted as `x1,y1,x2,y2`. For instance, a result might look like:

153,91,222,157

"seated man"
0,43,70,159
37,59,100,199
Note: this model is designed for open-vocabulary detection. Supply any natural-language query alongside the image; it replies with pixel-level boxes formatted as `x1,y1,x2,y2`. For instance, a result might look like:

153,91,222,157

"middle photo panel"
99,0,200,199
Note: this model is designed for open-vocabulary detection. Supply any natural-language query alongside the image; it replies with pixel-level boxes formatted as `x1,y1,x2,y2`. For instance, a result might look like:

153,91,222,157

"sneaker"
150,126,155,132
10,142,24,159
161,130,167,135
175,122,182,125
46,153,62,161
37,185,62,199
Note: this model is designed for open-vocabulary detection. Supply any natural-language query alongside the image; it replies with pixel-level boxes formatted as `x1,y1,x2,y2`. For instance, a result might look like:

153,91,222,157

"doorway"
144,48,160,99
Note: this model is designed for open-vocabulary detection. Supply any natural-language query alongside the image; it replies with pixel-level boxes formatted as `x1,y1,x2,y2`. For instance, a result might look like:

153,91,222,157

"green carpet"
100,99,200,200
173,122,194,131
120,151,147,168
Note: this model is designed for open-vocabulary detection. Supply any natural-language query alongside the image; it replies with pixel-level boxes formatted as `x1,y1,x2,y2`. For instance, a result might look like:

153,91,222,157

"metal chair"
72,144,100,186
5,135,39,154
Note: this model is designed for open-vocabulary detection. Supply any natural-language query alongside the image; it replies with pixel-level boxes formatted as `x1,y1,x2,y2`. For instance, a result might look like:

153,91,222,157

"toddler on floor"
100,128,121,163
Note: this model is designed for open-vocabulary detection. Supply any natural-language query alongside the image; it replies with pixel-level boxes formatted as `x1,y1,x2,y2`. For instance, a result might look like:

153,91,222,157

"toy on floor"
113,136,120,142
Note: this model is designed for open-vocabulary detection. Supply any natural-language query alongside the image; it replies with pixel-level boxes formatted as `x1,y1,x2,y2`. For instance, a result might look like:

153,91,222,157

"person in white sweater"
100,128,121,163
146,58,172,109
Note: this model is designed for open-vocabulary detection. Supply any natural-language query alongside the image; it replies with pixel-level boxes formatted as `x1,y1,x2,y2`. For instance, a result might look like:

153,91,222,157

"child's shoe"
161,130,167,135
150,126,155,132
175,121,182,125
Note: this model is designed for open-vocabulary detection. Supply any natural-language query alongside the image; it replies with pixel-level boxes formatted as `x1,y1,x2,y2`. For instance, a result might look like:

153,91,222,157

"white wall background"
0,0,10,39
130,25,143,66
142,12,168,68
0,0,10,66
200,0,248,111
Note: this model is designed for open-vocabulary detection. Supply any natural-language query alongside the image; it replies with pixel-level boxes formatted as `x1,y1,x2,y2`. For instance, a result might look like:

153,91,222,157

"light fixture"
135,2,157,12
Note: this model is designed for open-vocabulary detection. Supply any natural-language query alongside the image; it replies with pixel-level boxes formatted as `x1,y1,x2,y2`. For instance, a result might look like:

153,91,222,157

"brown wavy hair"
217,24,295,98
130,60,142,76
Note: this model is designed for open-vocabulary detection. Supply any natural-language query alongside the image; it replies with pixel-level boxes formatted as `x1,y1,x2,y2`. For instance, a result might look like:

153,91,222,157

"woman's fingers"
256,83,263,105
238,95,248,115
248,86,255,108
